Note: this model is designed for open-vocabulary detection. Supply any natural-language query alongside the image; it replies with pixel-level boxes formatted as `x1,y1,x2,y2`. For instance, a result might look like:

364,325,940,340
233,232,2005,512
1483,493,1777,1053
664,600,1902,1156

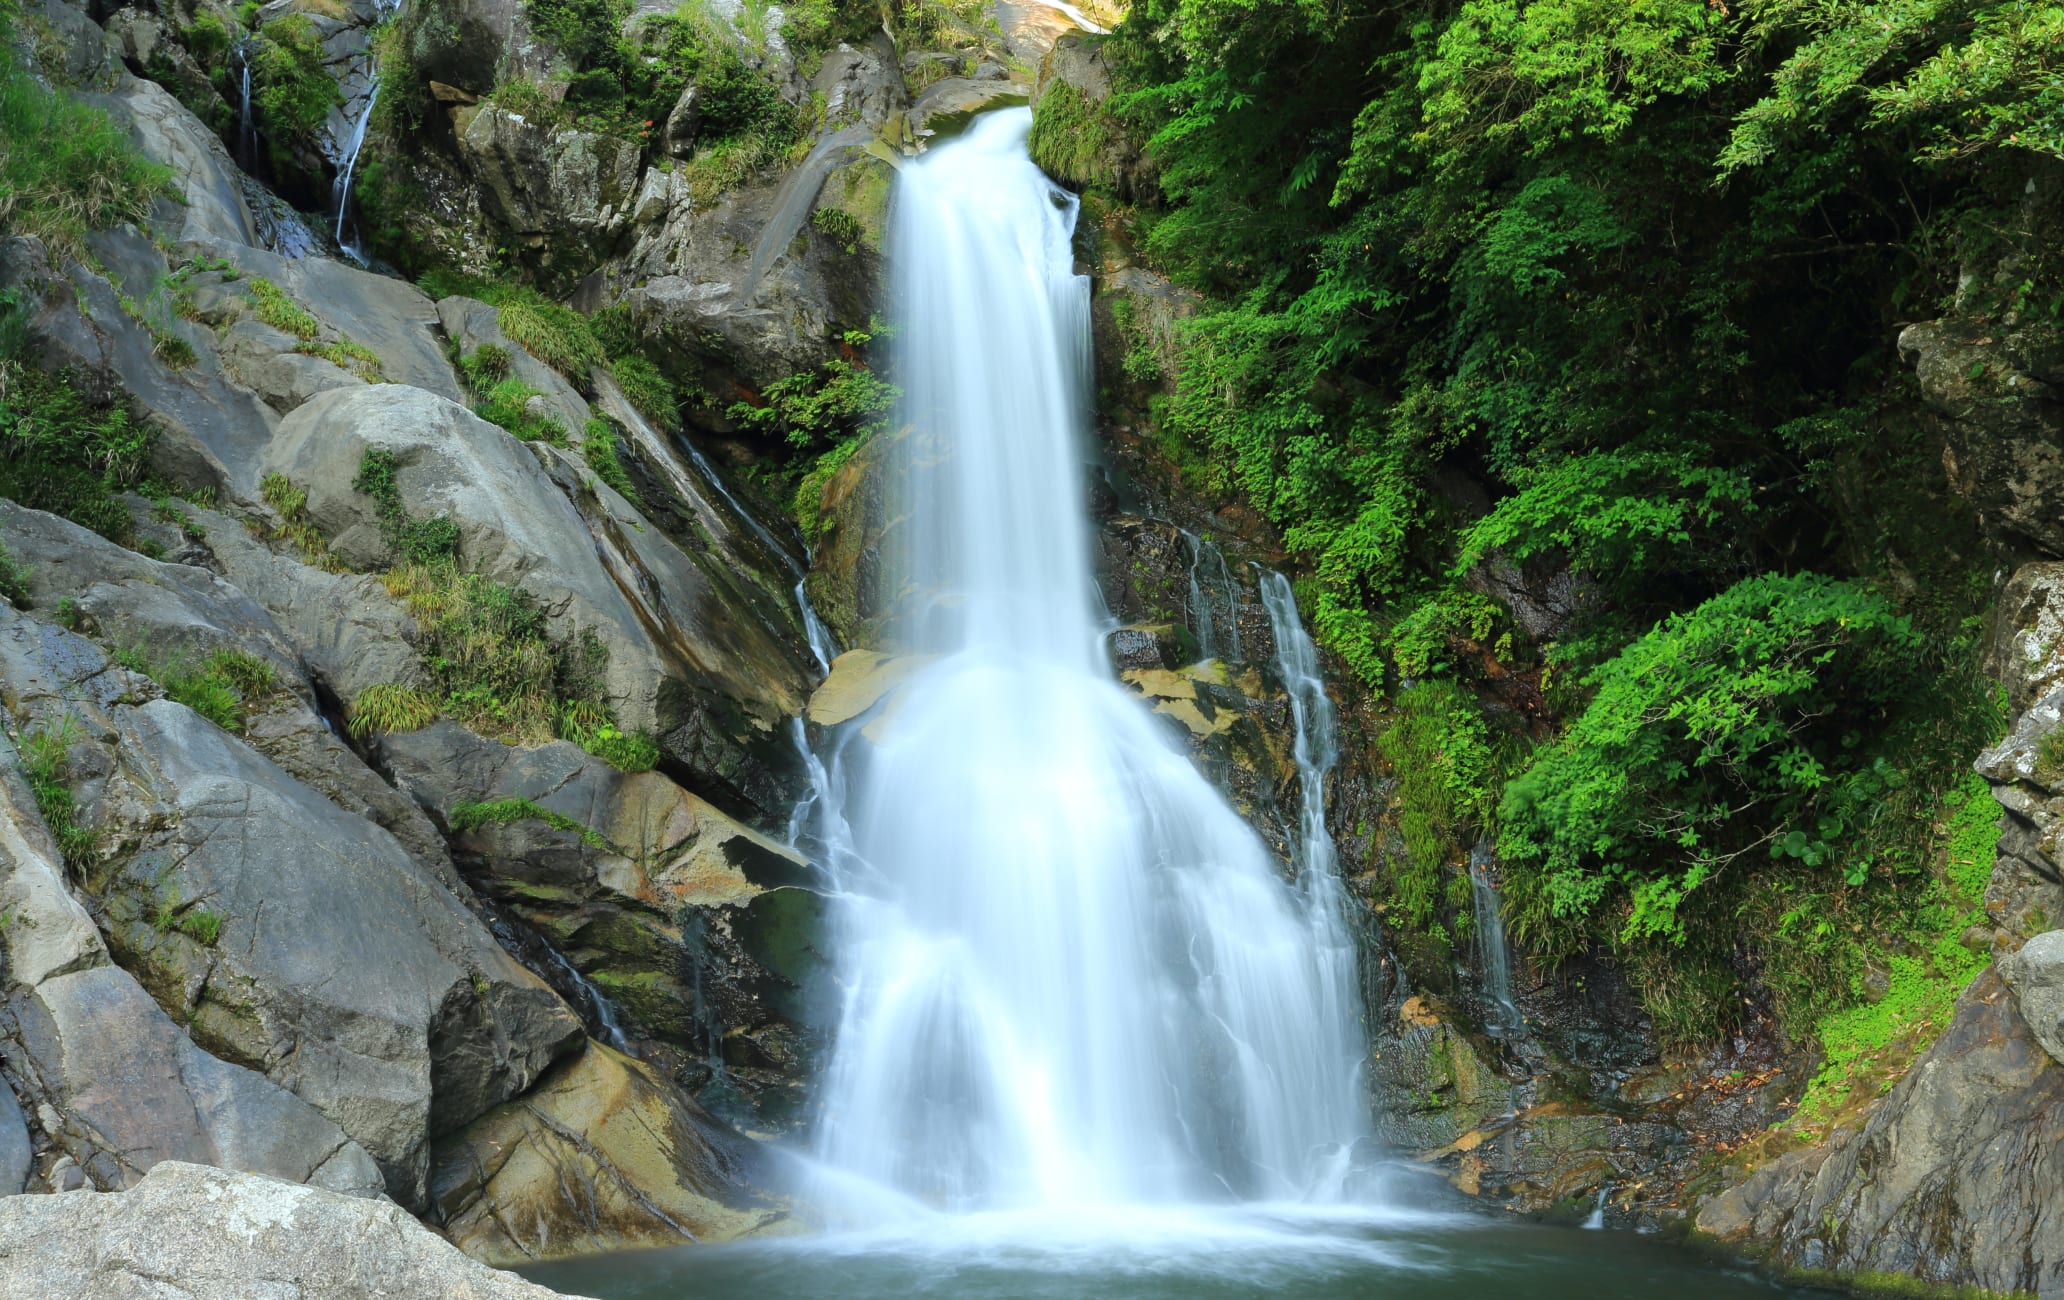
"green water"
524,1202,1834,1299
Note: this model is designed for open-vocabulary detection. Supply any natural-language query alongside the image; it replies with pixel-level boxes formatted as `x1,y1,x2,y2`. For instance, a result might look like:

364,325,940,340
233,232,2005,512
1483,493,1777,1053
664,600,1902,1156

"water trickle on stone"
1470,846,1523,1038
1183,531,1241,663
805,110,1373,1221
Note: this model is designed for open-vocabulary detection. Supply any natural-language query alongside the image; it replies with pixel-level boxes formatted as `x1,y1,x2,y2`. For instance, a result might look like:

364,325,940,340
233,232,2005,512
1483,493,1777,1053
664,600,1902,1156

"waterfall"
233,37,256,169
330,0,403,261
806,110,1371,1220
1183,530,1241,662
796,580,837,675
1257,571,1339,883
1470,848,1523,1037
331,85,379,260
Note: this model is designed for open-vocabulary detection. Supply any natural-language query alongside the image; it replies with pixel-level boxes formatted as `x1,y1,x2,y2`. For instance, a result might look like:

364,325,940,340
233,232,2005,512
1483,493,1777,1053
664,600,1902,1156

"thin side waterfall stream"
528,110,1839,1300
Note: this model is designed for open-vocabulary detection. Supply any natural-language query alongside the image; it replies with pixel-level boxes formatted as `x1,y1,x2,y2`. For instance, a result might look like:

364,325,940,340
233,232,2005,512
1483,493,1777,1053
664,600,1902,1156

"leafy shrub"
728,330,898,449
252,16,338,172
1498,573,1924,944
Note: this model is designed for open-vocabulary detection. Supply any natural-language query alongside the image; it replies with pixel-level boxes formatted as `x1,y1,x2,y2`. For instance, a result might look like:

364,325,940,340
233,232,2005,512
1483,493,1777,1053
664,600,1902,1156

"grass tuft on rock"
0,14,173,260
346,682,440,737
18,715,94,870
449,796,609,850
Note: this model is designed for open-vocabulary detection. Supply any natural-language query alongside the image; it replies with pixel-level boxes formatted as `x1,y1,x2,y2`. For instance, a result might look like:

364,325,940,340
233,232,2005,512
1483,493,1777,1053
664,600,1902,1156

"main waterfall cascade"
794,109,1375,1220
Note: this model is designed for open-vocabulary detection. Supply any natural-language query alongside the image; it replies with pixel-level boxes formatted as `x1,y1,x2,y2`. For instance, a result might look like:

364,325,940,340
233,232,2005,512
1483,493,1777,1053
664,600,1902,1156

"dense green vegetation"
0,1,172,259
1089,0,2061,1041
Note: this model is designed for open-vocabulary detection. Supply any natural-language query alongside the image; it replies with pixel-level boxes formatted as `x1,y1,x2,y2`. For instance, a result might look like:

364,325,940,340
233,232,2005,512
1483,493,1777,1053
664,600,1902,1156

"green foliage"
1722,0,2064,172
793,431,863,543
0,357,152,546
0,540,28,606
556,699,661,772
1500,574,1923,943
259,471,345,570
18,715,93,869
252,16,338,174
449,796,610,850
1101,0,2049,1043
582,417,644,506
376,561,631,752
301,338,385,382
346,682,439,737
353,448,462,566
728,329,898,449
609,355,679,430
1378,680,1501,931
121,647,277,733
180,907,224,947
498,298,608,382
477,378,567,444
0,16,172,259
248,278,320,340
1029,78,1116,191
811,205,865,255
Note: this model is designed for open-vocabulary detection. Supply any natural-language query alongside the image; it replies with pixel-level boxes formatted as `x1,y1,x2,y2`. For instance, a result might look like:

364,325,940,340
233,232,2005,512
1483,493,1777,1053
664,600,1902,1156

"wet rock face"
429,1043,791,1266
376,723,829,1134
1697,972,2064,1297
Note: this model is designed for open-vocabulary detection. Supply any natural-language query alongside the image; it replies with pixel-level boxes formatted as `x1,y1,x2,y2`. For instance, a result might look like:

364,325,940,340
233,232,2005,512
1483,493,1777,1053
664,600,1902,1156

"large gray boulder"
261,384,811,737
0,1160,582,1300
438,294,590,433
0,621,383,1198
1974,682,2064,950
0,230,278,500
0,612,583,1207
86,74,257,248
263,384,677,727
2001,929,2064,1065
455,106,643,249
0,500,453,879
431,1043,791,1265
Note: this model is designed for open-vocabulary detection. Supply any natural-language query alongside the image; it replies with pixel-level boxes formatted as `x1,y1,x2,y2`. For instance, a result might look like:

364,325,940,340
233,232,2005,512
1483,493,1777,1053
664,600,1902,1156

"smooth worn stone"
0,1161,582,1300
2000,929,2064,1065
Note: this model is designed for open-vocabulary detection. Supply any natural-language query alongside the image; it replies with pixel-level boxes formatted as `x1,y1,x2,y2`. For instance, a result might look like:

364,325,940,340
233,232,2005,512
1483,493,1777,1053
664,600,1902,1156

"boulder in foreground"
0,1160,585,1300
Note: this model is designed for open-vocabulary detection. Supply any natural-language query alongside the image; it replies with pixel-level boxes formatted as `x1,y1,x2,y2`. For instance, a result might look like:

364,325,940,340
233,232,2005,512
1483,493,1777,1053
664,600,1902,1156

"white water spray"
806,110,1371,1221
